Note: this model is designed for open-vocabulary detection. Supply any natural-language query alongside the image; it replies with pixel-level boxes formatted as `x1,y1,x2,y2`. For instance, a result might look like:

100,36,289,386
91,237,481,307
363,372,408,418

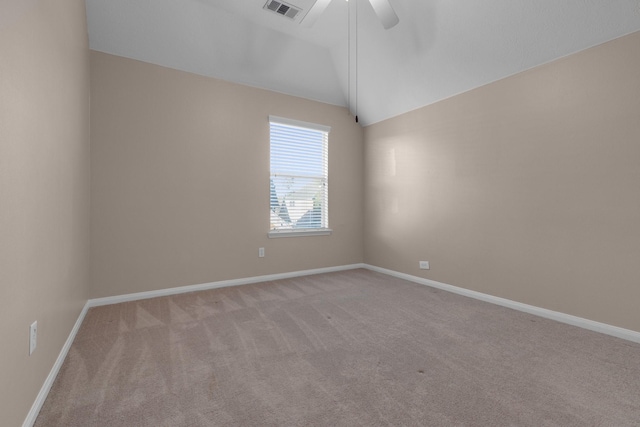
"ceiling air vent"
264,0,301,20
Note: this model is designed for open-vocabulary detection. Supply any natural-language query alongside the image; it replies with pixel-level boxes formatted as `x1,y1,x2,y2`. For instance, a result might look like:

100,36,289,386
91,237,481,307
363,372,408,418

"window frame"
268,115,332,239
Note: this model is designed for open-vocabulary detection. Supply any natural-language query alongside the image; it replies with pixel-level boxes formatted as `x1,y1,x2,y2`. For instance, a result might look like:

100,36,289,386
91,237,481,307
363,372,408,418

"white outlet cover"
419,261,430,270
29,321,37,355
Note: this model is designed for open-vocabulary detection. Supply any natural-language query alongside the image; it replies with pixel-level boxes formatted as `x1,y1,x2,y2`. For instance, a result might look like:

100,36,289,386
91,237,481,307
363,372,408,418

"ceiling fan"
303,0,399,123
303,0,399,29
264,0,399,123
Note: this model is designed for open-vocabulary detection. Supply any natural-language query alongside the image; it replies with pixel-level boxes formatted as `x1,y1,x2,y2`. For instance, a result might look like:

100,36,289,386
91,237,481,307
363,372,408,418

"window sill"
268,229,333,239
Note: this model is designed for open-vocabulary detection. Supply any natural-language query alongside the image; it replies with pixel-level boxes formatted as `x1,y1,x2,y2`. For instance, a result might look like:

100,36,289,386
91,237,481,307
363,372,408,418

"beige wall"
364,31,640,332
90,52,364,298
0,0,90,425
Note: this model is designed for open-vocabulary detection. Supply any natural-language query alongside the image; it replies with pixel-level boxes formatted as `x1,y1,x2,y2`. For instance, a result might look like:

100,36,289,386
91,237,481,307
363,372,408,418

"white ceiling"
86,0,640,125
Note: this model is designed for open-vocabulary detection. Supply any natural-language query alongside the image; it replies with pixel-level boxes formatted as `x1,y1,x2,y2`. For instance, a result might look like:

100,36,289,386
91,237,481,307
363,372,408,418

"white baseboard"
87,263,367,308
22,303,90,427
364,264,640,344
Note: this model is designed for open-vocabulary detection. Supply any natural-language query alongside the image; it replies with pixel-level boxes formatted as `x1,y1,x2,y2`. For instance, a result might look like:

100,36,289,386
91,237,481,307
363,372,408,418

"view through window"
269,116,330,235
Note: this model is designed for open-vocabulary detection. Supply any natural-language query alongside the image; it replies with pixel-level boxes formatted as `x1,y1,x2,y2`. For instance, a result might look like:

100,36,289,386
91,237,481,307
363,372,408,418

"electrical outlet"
29,321,37,355
419,261,430,270
259,247,265,258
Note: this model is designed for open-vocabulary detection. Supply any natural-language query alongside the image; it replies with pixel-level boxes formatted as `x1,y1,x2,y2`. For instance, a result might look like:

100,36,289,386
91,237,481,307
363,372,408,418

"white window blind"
269,116,330,236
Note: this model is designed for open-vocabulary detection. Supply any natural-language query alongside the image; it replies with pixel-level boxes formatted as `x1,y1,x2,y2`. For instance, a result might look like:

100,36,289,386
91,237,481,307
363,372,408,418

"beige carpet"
35,269,640,426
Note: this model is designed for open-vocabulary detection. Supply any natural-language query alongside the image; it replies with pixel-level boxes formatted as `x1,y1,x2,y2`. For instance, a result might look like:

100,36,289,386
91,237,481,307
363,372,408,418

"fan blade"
301,0,332,28
368,0,399,29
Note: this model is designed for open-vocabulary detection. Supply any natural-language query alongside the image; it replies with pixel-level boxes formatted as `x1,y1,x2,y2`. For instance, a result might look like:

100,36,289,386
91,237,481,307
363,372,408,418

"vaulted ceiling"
86,0,640,125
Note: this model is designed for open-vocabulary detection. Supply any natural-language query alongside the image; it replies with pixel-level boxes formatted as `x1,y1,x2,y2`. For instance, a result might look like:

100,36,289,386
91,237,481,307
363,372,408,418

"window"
269,116,331,237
